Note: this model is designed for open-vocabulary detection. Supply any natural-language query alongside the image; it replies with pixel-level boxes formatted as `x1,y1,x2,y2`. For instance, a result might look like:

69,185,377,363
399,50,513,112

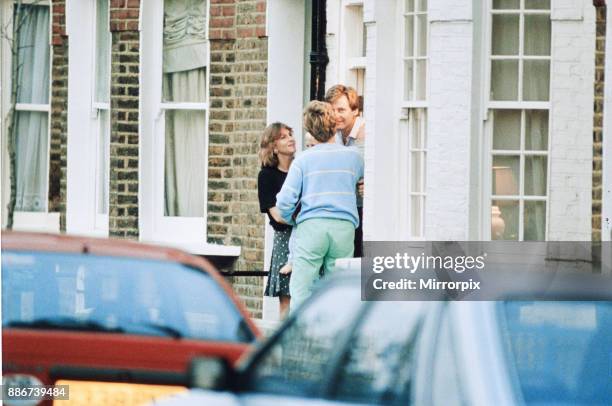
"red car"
1,232,260,405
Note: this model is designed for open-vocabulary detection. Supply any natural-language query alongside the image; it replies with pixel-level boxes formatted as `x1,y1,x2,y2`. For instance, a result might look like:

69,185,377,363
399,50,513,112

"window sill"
12,212,60,233
142,239,241,257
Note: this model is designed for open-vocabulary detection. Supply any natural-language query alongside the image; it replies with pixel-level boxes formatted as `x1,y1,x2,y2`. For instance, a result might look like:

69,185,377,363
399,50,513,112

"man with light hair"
325,84,365,257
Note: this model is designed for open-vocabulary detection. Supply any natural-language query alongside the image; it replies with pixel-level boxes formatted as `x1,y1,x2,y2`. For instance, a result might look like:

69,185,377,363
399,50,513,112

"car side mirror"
188,357,234,391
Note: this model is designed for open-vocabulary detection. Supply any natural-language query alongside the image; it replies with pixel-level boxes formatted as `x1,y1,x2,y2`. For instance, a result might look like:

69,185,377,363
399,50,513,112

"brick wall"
109,0,140,239
208,0,267,317
49,1,68,230
593,5,606,242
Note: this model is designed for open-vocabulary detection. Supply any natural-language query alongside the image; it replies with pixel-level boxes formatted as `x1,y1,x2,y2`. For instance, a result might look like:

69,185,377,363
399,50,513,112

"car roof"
1,231,261,337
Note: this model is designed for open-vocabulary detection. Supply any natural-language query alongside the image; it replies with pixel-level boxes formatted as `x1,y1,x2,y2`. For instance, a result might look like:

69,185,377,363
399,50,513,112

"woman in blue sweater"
275,101,364,311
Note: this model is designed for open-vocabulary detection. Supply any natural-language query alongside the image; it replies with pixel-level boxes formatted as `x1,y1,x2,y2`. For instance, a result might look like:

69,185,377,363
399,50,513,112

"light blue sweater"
276,143,364,228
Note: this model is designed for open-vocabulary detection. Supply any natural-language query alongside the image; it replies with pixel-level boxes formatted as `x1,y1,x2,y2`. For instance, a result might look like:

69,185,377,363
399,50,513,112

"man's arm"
275,163,303,223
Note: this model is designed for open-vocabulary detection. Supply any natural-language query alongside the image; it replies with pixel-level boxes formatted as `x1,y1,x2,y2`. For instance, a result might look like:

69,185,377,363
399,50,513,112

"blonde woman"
275,101,364,311
257,122,296,316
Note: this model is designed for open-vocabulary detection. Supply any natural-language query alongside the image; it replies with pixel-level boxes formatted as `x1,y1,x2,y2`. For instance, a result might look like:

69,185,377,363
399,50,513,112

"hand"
357,179,364,197
279,263,293,274
356,121,366,143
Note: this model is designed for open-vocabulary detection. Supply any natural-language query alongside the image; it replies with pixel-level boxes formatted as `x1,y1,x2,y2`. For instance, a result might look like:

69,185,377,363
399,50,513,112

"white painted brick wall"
548,1,595,241
426,19,473,240
343,0,596,243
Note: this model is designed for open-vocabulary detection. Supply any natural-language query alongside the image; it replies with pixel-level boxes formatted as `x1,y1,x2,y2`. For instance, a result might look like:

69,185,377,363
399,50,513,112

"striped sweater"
276,142,364,228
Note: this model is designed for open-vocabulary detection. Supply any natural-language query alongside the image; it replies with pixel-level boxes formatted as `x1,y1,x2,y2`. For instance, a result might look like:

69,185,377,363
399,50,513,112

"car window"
332,301,424,405
2,251,252,342
431,309,464,406
247,282,363,397
499,301,612,405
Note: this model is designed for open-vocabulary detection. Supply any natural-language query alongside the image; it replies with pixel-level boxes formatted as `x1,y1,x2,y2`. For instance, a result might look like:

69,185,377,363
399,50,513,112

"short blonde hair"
259,122,293,167
324,84,360,111
303,101,336,143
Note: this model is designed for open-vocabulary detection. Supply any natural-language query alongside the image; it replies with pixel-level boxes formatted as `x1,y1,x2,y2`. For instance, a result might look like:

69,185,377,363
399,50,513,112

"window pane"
411,111,423,149
524,201,546,240
95,0,111,103
499,301,612,404
249,284,362,396
1,251,251,342
163,68,207,103
404,16,414,57
162,0,207,101
525,0,550,9
525,156,547,196
416,59,427,100
334,302,424,404
411,152,422,193
165,110,207,217
491,60,518,101
418,0,427,12
404,61,414,101
493,110,521,150
525,110,548,151
523,60,550,101
405,0,415,13
97,110,110,215
411,196,422,237
524,15,551,56
14,111,49,212
416,14,427,57
492,15,519,55
492,200,519,240
492,155,519,196
493,0,519,9
15,5,50,104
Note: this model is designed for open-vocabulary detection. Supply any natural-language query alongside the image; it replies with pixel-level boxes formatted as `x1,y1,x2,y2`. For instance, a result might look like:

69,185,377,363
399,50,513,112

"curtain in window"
14,5,50,212
163,0,207,217
95,0,110,103
524,110,548,240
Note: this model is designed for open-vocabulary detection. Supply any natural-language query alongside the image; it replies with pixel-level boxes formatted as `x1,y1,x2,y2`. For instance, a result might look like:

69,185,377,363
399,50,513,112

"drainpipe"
310,0,328,101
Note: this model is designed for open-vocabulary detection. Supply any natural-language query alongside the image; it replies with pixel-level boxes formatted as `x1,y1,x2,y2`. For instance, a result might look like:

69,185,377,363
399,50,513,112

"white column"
66,0,98,235
263,0,306,321
547,2,595,240
426,1,473,240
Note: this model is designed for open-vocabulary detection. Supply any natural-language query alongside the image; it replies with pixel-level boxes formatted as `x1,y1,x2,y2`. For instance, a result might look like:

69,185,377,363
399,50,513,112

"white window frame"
484,0,552,241
398,0,428,240
338,0,366,98
401,0,428,107
140,0,233,254
1,0,58,231
91,0,111,235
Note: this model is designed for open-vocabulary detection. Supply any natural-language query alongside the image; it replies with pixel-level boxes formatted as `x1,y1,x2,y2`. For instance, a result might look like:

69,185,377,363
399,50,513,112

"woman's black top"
258,166,292,232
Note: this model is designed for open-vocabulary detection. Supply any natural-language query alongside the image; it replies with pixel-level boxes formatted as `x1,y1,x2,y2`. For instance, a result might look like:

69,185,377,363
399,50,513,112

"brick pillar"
49,1,68,230
593,5,606,241
109,0,140,238
208,0,267,317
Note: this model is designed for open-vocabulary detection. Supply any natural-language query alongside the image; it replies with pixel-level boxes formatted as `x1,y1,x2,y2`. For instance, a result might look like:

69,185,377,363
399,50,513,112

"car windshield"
499,301,612,405
2,250,254,343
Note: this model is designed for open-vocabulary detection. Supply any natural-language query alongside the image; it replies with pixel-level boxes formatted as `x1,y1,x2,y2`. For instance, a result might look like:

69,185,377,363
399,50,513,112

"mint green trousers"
289,218,355,312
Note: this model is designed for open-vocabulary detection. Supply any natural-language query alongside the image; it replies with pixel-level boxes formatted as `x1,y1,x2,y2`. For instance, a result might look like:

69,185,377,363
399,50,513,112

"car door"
324,301,426,405
238,278,366,405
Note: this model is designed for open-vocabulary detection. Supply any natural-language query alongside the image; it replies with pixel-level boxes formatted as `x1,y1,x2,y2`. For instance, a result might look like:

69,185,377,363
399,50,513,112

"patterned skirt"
264,228,291,297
